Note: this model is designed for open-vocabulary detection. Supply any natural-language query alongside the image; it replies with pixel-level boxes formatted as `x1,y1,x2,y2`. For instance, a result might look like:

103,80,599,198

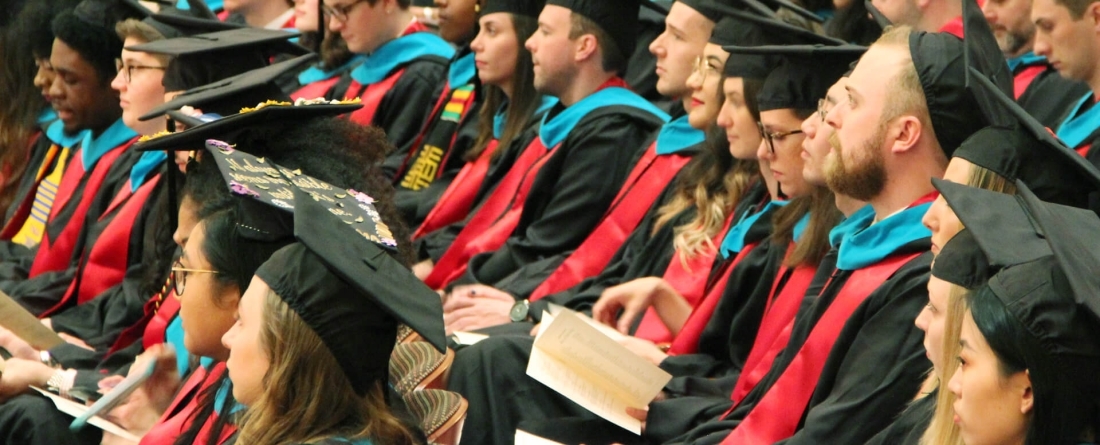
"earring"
474,3,480,12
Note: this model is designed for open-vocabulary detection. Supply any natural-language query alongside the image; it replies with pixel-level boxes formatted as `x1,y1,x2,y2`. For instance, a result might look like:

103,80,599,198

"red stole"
413,139,500,239
28,139,134,279
667,243,760,355
729,244,817,403
529,143,694,301
107,283,177,355
1,140,62,239
40,175,162,317
291,76,341,101
633,211,738,343
140,362,233,445
1013,65,1046,99
718,251,921,444
344,69,405,126
423,137,559,289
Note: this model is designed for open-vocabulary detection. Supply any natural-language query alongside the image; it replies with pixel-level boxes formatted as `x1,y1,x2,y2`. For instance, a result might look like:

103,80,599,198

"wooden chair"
402,389,468,445
390,341,454,395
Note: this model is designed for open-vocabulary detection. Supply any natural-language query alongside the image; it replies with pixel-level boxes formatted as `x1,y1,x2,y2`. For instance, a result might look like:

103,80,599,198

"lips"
691,98,705,108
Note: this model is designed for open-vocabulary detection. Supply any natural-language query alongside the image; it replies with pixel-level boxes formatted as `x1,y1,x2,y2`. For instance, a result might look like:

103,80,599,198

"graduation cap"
955,69,1100,208
138,53,318,122
136,97,361,152
906,28,986,156
73,0,158,29
933,178,1100,365
962,0,1012,104
705,3,843,46
128,27,309,92
482,0,548,18
546,0,641,59
143,9,241,39
931,229,993,290
727,44,865,111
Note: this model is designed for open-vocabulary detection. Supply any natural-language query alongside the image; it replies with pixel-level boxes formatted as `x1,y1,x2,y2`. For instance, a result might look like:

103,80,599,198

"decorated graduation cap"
138,54,318,123
955,69,1100,208
936,179,1100,372
238,168,445,396
482,0,548,17
136,97,361,152
546,0,641,59
931,229,993,290
727,44,865,111
129,27,309,92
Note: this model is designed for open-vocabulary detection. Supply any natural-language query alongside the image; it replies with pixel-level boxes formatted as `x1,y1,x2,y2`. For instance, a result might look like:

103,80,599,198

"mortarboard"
934,178,1100,366
138,54,318,122
136,97,360,152
962,0,1012,106
546,0,641,60
482,0,548,18
906,29,985,156
931,229,993,290
143,9,240,39
704,4,844,46
128,27,309,92
73,0,157,29
955,69,1100,208
726,44,865,111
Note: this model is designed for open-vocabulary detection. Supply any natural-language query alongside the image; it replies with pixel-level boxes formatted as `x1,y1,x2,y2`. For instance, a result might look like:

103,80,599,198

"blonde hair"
234,290,414,445
655,159,758,263
115,19,171,66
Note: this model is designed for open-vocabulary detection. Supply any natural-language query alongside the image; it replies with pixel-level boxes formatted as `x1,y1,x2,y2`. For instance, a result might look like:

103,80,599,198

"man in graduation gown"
0,1,151,313
981,0,1088,126
391,0,486,228
433,0,727,335
418,0,669,293
1031,0,1100,167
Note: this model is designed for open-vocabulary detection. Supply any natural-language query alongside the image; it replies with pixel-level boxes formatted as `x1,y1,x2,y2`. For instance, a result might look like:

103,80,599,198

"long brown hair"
771,185,841,267
653,75,762,261
234,290,414,445
468,14,541,161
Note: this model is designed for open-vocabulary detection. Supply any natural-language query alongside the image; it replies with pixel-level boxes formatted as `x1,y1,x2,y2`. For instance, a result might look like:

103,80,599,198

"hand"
58,333,93,351
413,260,434,281
626,406,649,434
0,327,39,361
616,336,668,366
592,277,670,334
0,358,54,402
100,344,181,438
442,285,515,335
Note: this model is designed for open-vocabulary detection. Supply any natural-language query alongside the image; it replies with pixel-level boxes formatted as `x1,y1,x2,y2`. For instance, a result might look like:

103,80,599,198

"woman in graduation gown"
220,184,448,445
290,0,366,100
410,0,554,246
931,182,1100,445
323,0,454,177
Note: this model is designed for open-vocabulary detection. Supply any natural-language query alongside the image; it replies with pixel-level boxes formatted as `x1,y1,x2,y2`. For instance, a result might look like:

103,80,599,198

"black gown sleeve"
461,110,662,287
378,58,450,179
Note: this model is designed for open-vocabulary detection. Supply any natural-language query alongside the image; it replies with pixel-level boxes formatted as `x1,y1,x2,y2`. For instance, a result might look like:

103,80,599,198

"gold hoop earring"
474,3,480,12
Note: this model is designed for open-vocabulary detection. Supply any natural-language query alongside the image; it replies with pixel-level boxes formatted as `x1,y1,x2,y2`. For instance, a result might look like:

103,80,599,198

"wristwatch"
40,350,58,368
509,299,530,323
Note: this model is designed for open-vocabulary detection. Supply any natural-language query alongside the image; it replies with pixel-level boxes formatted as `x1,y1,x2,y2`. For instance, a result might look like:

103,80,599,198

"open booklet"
526,306,672,434
30,357,156,443
33,387,142,442
0,290,64,350
514,429,566,445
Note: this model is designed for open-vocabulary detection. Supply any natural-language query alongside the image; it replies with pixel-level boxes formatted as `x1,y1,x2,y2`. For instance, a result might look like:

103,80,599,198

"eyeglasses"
322,0,368,22
172,259,219,297
757,121,804,154
114,59,165,84
817,98,834,123
692,56,720,83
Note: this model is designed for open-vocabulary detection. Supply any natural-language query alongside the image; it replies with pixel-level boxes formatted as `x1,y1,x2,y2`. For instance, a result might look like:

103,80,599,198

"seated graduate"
935,181,1100,445
321,0,454,175
221,179,448,445
390,0,486,228
411,0,556,244
415,0,716,292
417,0,670,292
0,26,310,373
223,0,296,29
290,0,366,100
0,0,151,306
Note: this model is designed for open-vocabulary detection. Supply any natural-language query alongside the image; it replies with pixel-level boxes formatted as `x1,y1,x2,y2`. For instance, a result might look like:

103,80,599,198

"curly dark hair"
51,10,123,86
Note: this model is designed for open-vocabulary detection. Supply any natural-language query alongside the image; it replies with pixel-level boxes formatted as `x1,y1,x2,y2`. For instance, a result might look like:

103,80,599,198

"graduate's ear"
1089,2,1100,31
573,33,599,64
1018,369,1034,415
887,114,923,155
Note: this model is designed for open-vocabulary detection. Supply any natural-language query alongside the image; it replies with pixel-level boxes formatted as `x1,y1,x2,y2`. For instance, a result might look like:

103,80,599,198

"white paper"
451,331,490,346
32,387,141,442
526,310,671,434
514,429,566,445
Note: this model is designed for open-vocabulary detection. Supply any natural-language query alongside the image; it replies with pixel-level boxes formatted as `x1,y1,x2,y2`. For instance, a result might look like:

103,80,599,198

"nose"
649,32,667,58
327,13,343,31
921,199,941,232
756,137,771,161
801,114,816,140
982,3,996,22
1032,34,1051,57
111,68,127,92
525,33,537,52
716,102,733,129
825,100,843,130
947,364,963,397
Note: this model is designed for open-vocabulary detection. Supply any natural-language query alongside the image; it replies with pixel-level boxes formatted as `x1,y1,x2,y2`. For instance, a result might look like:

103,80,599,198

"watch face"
510,301,528,322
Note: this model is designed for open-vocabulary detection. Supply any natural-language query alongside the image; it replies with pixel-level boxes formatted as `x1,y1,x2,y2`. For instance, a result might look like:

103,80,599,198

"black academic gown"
450,105,667,287
1016,62,1090,128
0,133,55,274
864,388,936,445
656,244,933,445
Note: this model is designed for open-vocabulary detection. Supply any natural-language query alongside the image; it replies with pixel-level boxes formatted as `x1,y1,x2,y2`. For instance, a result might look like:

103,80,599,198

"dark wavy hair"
51,10,123,86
